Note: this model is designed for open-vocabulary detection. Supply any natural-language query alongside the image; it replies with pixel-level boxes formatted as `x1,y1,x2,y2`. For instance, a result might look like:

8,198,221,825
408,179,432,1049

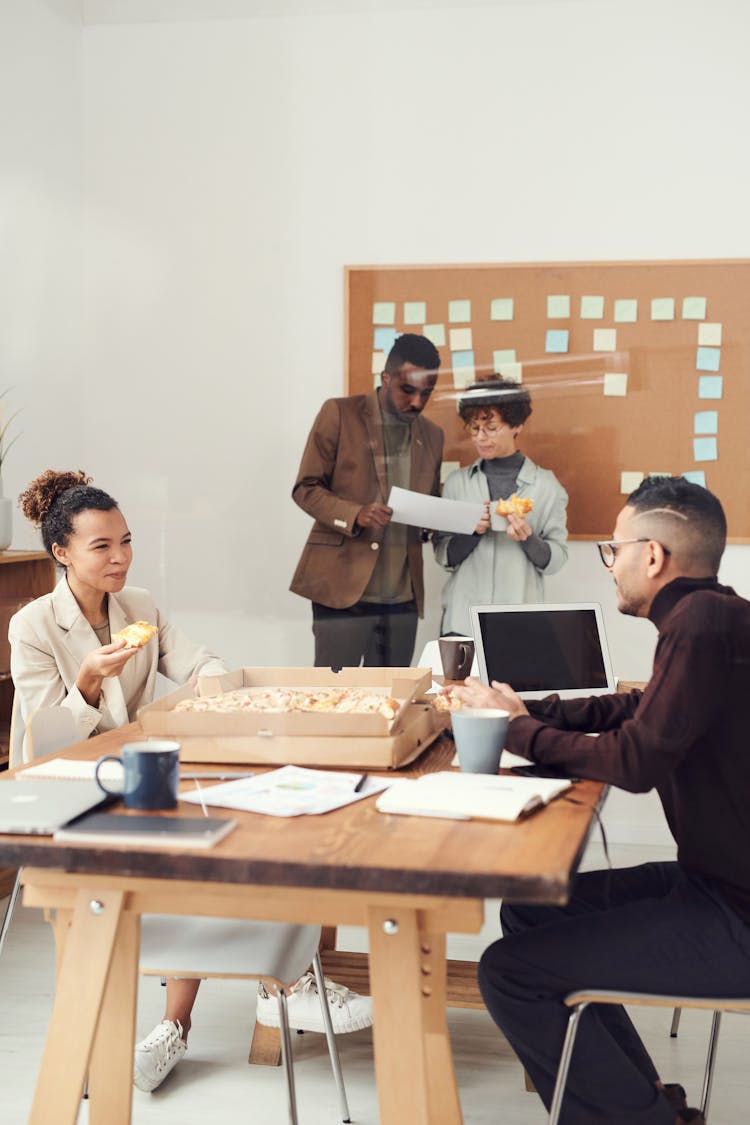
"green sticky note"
449,300,471,323
423,323,446,347
614,299,638,323
490,298,514,321
651,298,675,321
372,302,395,325
682,296,707,320
493,349,517,367
580,295,604,319
547,295,570,318
403,301,426,325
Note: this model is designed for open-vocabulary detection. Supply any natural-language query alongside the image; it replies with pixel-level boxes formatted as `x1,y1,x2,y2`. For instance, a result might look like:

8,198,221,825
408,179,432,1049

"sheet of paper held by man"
387,485,484,534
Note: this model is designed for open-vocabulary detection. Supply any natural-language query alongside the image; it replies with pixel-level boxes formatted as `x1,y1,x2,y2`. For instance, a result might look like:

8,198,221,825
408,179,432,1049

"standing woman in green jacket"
433,379,569,636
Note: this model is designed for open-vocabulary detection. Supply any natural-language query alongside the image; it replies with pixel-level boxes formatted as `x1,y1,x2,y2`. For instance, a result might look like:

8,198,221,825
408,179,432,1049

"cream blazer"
9,575,227,744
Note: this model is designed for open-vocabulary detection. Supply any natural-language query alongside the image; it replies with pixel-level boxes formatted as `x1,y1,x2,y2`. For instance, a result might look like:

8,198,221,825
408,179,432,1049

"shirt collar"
648,575,728,630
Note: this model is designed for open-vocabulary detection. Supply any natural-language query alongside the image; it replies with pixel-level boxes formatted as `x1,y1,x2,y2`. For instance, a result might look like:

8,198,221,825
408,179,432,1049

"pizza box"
138,667,441,768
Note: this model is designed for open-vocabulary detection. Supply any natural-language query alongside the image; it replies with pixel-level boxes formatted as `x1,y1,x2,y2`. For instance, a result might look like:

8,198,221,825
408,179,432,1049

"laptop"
470,602,617,701
0,779,110,836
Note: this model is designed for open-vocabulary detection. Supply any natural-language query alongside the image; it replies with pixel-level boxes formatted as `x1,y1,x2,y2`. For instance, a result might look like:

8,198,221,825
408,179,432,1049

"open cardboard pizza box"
138,666,442,769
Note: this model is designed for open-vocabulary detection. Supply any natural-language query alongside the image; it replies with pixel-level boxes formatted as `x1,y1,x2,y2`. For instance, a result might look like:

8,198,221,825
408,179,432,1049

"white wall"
4,0,750,843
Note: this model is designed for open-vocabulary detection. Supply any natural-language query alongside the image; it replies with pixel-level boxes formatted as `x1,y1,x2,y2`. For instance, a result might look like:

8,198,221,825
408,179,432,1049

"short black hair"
627,475,727,574
385,333,440,374
458,378,532,429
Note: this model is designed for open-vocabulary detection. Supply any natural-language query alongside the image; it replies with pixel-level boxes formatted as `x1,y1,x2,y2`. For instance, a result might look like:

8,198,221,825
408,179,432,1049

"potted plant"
0,389,21,551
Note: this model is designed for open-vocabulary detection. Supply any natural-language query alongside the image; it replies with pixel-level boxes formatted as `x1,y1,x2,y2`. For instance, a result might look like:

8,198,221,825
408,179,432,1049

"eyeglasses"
596,538,670,568
468,424,504,438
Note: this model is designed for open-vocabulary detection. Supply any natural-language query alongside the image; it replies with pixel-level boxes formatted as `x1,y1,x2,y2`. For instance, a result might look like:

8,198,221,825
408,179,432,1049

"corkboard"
345,261,750,540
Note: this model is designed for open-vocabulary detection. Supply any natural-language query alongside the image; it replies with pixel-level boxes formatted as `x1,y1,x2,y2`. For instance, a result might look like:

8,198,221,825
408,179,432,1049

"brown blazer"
290,391,443,614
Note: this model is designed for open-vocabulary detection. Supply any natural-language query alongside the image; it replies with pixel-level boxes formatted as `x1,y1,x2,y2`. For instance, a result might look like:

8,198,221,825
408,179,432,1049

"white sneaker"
256,973,373,1034
133,1019,187,1092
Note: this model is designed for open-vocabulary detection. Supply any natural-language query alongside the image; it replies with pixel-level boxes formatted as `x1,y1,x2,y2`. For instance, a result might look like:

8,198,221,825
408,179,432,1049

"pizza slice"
495,493,534,518
112,620,158,649
433,686,463,712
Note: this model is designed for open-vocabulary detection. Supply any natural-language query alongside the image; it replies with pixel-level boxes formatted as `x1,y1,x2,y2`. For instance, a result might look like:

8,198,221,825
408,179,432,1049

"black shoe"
663,1084,688,1111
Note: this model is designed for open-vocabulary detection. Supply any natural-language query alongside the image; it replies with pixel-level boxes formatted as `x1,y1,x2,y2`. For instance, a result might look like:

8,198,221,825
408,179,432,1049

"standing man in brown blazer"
291,333,443,667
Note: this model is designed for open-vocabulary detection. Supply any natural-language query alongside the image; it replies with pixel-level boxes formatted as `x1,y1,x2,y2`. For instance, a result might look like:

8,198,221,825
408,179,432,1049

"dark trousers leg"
312,602,417,669
479,861,750,1124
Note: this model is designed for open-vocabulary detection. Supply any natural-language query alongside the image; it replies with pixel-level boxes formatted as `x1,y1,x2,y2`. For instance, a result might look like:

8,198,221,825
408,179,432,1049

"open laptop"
0,779,110,836
470,602,617,701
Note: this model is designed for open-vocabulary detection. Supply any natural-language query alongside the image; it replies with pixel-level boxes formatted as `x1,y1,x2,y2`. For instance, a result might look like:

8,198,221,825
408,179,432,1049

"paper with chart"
180,765,393,818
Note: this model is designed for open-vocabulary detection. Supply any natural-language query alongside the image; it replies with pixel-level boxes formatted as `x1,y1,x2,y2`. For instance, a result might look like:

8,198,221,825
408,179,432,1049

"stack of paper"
375,771,571,823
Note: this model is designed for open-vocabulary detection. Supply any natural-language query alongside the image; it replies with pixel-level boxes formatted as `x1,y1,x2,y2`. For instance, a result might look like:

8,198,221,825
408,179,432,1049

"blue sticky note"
545,329,569,354
696,347,720,372
694,411,718,435
682,470,707,487
698,375,723,399
451,350,475,369
373,327,397,352
693,437,718,462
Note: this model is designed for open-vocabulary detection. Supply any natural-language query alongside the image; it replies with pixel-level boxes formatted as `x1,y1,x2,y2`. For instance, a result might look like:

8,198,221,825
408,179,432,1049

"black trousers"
478,861,750,1124
311,600,418,669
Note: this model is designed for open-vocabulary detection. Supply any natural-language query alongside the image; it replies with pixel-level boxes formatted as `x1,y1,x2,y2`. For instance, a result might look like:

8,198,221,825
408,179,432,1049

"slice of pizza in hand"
112,620,158,649
495,493,534,518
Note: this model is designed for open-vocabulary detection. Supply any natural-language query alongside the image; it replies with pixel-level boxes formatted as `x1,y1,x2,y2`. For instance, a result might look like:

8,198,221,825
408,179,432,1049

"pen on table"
353,773,368,793
192,779,209,817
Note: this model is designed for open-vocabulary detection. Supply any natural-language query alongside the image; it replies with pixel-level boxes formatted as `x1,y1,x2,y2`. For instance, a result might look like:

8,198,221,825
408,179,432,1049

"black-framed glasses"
596,538,650,568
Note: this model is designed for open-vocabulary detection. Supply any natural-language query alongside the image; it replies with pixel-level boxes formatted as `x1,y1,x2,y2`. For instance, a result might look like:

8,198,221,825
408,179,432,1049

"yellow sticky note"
594,329,617,352
604,372,628,396
620,471,644,494
580,295,604,319
698,322,722,347
490,298,514,321
371,351,385,375
373,302,395,325
651,298,675,321
614,299,638,323
449,327,473,351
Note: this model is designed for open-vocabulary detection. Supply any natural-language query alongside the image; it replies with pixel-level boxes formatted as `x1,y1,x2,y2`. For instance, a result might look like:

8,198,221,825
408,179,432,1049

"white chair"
0,702,79,959
548,988,750,1123
139,916,351,1124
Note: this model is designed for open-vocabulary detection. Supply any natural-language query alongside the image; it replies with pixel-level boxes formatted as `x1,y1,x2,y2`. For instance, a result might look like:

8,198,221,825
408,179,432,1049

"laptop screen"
470,603,616,700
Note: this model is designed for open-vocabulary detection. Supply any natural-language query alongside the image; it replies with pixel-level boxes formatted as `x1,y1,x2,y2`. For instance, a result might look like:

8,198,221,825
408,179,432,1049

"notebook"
470,602,616,701
54,812,237,849
376,771,572,822
0,779,109,835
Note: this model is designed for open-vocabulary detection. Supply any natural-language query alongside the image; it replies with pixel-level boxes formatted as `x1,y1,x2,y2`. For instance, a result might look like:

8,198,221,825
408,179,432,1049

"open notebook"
376,771,571,823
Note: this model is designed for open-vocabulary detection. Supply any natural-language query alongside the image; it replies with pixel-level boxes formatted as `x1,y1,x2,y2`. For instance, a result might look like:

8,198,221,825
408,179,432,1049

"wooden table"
2,723,605,1125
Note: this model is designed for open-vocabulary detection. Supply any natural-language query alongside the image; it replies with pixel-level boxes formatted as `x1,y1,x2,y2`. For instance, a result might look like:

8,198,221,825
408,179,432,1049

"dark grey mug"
439,636,475,680
95,740,180,810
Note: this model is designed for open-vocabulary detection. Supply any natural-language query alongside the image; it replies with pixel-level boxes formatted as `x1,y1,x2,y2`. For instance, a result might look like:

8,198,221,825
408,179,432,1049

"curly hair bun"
18,470,92,527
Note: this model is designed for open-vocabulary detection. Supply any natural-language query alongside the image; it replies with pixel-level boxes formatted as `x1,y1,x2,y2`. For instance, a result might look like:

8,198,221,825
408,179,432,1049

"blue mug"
95,740,180,810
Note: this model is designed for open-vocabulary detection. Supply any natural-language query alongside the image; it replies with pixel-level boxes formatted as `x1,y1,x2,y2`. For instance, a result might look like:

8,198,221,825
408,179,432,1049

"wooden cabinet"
0,550,55,898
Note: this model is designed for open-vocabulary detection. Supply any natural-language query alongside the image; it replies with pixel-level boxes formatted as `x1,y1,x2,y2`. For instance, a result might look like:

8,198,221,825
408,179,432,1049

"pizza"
433,686,463,713
174,686,401,720
495,493,534,518
112,620,158,649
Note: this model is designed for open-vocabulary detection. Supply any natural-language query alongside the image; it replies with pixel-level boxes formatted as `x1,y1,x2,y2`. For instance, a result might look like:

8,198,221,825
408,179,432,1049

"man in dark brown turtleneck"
457,475,749,1124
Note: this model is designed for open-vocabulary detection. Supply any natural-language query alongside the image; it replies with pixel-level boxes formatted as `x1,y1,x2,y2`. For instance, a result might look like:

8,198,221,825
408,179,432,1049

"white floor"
0,841,746,1124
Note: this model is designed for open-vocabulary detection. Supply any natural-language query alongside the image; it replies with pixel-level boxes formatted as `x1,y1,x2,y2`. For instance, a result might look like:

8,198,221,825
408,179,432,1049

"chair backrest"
415,640,442,675
24,706,79,762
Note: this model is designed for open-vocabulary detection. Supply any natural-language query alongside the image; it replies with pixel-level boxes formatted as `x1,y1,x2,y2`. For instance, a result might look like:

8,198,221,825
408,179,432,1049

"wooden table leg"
88,910,139,1125
29,887,127,1125
368,904,463,1125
